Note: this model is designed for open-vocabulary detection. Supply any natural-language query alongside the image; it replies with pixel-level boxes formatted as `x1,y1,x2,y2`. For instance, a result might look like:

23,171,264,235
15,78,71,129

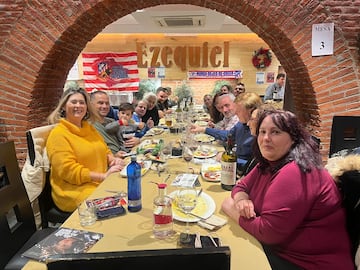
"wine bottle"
220,133,237,191
175,101,183,122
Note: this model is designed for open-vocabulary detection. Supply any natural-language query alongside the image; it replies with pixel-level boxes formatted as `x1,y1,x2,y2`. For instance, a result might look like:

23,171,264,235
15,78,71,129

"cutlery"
208,234,218,247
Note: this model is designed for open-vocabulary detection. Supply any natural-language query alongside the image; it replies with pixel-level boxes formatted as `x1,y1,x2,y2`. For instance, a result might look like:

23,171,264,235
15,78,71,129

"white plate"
201,163,222,182
120,160,151,177
193,146,217,159
169,190,216,223
194,134,215,143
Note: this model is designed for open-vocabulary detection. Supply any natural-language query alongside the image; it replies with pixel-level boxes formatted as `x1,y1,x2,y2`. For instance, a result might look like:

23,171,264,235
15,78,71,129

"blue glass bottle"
127,155,142,212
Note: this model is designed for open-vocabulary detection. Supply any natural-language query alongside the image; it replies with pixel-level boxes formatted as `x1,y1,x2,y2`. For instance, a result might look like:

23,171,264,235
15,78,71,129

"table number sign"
312,22,334,56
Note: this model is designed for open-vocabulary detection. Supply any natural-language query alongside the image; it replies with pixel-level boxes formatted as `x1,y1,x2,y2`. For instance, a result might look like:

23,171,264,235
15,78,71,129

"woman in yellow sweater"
47,88,125,212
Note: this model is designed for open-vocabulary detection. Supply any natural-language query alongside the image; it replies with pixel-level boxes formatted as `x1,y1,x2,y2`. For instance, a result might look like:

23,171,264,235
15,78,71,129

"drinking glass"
177,187,198,235
165,113,173,128
161,142,172,160
182,145,193,170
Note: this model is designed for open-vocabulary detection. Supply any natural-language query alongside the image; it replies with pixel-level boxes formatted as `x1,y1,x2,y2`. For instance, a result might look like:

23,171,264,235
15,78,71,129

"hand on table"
124,137,140,148
235,199,256,219
105,164,124,178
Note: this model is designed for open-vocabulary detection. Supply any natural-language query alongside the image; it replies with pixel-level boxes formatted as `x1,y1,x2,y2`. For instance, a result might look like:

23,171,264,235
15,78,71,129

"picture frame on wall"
266,72,275,83
256,72,265,84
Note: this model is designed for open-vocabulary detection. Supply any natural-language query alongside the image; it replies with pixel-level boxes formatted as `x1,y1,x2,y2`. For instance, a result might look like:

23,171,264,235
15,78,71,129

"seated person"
46,87,124,212
213,93,239,131
202,94,212,113
90,90,128,157
208,92,224,128
221,108,354,270
191,93,263,171
156,87,172,118
106,106,119,120
142,92,160,126
132,99,154,138
105,103,143,152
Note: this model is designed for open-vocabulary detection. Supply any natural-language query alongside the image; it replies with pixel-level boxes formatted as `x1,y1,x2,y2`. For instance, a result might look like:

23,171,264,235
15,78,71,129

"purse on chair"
24,125,71,228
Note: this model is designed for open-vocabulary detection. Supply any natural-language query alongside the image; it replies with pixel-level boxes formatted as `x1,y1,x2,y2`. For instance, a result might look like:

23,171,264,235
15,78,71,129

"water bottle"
127,155,142,212
153,183,174,238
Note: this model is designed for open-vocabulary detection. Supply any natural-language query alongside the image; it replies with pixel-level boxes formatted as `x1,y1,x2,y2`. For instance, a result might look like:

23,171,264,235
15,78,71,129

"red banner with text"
82,52,139,93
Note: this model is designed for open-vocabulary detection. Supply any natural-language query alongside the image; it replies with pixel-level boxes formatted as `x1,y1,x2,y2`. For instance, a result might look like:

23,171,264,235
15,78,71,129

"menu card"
22,227,103,262
171,173,199,187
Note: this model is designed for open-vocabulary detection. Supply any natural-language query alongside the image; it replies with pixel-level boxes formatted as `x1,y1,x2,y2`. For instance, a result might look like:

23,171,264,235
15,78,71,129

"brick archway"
0,1,359,161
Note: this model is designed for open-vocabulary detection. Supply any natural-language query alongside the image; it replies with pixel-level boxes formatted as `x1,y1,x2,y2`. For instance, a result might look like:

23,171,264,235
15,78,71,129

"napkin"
197,214,227,230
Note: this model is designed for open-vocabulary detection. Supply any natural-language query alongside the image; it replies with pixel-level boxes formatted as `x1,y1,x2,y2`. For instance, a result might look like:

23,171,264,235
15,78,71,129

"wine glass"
177,187,198,236
182,145,193,171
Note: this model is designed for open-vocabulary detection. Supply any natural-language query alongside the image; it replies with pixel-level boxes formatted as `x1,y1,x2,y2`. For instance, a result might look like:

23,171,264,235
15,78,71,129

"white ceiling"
101,4,252,34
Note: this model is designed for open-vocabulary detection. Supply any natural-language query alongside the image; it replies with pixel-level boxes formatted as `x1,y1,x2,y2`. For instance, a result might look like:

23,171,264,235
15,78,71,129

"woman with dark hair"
208,92,224,127
46,87,124,212
222,109,354,270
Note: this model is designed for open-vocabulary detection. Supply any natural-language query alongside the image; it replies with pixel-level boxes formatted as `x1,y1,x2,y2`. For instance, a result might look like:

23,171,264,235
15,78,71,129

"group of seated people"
44,84,358,269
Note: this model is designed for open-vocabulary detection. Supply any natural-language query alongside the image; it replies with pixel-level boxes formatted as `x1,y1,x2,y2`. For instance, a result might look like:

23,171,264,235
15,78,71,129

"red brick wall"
0,0,359,163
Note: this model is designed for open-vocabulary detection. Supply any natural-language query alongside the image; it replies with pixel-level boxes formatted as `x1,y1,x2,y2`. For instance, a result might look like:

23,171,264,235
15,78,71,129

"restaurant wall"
0,1,358,162
79,33,282,104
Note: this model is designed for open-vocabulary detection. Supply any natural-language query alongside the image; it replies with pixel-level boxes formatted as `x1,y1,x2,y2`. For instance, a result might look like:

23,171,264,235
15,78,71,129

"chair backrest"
47,247,231,270
329,116,360,157
0,141,37,269
26,124,70,228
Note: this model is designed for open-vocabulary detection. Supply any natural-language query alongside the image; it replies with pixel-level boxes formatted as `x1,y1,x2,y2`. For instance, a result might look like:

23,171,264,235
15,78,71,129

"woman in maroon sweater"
222,109,354,270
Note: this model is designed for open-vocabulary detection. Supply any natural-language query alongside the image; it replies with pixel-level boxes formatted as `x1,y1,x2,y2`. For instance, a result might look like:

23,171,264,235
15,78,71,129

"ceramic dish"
201,163,222,182
120,160,151,177
194,134,215,143
193,146,217,159
169,190,216,223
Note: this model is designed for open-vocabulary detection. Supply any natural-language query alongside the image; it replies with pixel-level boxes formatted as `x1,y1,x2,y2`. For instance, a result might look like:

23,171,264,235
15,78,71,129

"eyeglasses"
235,87,245,90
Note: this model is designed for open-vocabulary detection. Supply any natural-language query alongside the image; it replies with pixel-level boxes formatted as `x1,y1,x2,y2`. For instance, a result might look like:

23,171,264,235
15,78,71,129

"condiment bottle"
153,183,174,238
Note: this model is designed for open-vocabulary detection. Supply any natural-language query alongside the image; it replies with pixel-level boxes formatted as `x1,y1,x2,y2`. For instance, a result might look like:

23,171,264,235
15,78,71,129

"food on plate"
201,163,221,181
120,160,151,177
136,139,164,156
203,171,221,181
150,127,164,135
193,146,217,158
194,134,215,143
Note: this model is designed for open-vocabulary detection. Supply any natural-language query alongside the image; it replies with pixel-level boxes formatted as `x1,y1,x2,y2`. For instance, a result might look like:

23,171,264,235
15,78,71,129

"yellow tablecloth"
23,131,270,270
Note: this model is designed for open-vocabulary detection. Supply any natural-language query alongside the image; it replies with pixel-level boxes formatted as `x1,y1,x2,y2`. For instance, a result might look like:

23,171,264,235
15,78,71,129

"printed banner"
82,52,139,92
188,70,243,79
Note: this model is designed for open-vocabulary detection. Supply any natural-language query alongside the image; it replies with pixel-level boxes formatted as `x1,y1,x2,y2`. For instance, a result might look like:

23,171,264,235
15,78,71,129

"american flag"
82,52,139,93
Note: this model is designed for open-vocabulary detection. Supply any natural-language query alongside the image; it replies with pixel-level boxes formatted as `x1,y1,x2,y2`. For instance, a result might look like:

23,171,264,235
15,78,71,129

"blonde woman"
47,87,124,212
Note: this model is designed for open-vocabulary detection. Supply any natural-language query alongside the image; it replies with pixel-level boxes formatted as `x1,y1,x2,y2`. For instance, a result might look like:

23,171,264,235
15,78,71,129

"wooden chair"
25,125,71,228
0,141,55,270
47,247,231,270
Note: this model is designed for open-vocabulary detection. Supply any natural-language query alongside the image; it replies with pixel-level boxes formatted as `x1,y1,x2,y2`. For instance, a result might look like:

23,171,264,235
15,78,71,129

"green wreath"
252,47,272,69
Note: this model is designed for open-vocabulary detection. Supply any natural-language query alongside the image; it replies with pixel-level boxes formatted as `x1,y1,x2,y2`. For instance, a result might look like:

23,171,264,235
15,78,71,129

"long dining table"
23,129,271,270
